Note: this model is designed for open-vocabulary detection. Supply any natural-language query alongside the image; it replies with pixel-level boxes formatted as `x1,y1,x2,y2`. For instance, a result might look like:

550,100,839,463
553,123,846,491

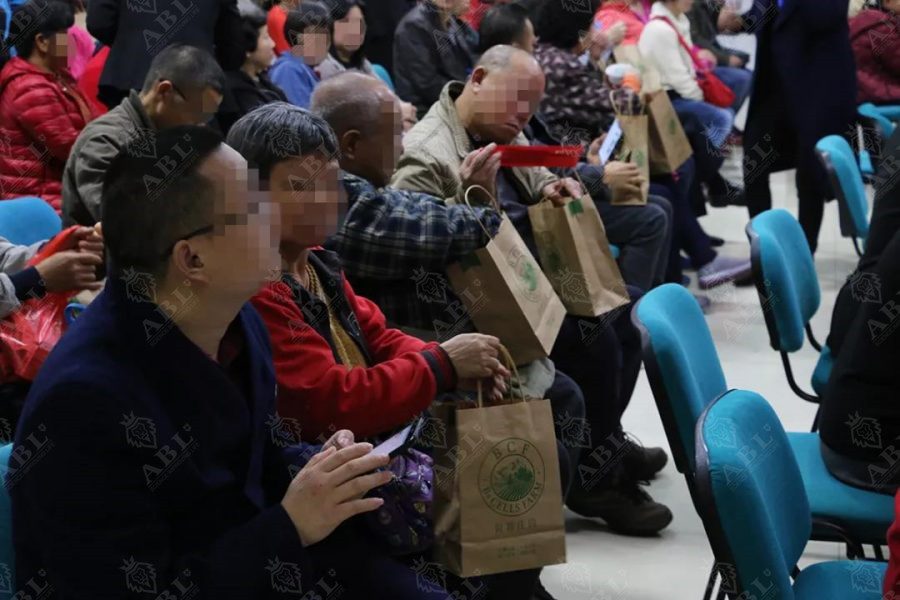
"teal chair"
815,136,870,256
746,210,833,418
0,443,13,599
859,103,897,140
696,389,888,600
371,64,396,92
0,197,61,246
857,104,898,178
633,284,893,598
609,244,620,259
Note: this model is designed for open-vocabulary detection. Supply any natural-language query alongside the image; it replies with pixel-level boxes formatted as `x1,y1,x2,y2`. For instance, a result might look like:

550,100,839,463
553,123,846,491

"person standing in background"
87,0,243,109
741,0,857,253
360,0,414,74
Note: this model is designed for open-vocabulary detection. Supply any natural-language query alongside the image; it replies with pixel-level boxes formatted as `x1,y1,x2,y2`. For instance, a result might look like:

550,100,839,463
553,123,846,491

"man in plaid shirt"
315,74,502,341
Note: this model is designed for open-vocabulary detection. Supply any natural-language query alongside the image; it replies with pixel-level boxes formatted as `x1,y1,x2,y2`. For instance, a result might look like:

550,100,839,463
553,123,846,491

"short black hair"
238,1,268,55
535,0,599,49
141,44,226,95
226,101,338,184
478,2,531,53
284,1,332,47
102,126,224,277
8,0,74,58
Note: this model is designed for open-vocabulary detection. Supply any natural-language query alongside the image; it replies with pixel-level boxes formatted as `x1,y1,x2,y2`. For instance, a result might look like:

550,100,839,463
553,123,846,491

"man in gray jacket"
61,44,226,226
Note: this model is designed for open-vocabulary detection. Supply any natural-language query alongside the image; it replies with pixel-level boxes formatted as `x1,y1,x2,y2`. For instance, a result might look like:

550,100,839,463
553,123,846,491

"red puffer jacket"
0,58,95,212
850,9,900,104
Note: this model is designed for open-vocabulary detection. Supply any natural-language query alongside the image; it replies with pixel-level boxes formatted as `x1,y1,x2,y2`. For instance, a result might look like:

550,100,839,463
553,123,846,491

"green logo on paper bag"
506,246,540,302
479,438,545,516
668,118,677,136
633,149,646,168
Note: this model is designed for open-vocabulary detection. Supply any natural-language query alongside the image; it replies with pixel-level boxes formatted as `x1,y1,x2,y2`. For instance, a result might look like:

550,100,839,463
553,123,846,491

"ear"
155,80,175,99
340,129,363,161
170,239,209,286
34,32,51,55
469,66,488,89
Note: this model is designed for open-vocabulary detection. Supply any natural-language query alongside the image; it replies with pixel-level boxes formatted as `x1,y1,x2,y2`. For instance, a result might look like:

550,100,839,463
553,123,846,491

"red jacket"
595,2,648,46
251,249,456,440
850,9,900,105
0,58,95,211
78,46,110,117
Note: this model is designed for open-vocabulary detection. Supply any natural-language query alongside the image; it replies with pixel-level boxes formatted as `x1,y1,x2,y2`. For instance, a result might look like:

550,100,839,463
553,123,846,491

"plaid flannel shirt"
328,171,502,337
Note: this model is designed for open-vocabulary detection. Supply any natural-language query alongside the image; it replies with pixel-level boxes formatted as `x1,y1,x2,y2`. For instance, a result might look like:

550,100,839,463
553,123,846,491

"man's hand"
400,101,418,132
58,225,104,259
35,251,103,292
322,429,355,452
602,161,644,195
586,135,605,167
541,178,583,206
718,7,743,32
282,443,392,547
727,54,745,68
460,144,502,201
458,371,508,403
441,333,509,380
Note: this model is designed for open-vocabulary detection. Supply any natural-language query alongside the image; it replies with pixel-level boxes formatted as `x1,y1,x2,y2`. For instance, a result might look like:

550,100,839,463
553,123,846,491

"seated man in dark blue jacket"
9,125,434,599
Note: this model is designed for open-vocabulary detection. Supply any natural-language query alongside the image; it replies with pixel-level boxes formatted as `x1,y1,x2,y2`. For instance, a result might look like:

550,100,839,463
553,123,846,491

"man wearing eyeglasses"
10,125,421,599
62,44,226,228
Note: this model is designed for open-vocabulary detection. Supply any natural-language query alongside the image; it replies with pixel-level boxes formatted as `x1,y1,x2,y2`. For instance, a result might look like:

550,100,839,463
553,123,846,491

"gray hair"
310,71,393,137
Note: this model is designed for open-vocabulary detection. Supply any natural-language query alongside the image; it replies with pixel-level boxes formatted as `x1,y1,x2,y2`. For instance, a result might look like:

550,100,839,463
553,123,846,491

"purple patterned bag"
364,448,434,555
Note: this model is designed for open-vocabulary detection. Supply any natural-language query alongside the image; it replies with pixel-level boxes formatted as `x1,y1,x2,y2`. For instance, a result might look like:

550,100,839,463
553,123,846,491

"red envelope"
495,145,582,168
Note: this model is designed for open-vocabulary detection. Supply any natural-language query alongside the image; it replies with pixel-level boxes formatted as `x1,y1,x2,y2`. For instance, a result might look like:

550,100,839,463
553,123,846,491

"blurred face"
334,6,366,54
433,0,469,16
341,90,403,188
885,0,900,13
669,0,694,15
33,31,70,70
290,27,331,66
514,18,536,54
182,145,280,300
248,25,276,71
269,153,343,247
153,82,223,128
467,57,545,144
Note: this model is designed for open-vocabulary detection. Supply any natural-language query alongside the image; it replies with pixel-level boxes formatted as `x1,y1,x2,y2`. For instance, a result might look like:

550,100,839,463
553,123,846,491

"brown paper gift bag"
528,194,629,317
612,44,662,94
610,97,650,206
646,91,693,175
447,186,566,365
432,348,566,577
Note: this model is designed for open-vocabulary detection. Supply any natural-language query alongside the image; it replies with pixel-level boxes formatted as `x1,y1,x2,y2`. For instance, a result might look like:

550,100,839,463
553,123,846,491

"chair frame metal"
746,222,822,426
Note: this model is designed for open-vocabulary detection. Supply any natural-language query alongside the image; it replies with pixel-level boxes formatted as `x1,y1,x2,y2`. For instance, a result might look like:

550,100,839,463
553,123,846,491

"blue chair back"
632,283,727,474
0,198,61,246
746,209,821,354
815,135,870,241
696,389,811,599
0,443,14,598
859,103,897,139
371,64,396,92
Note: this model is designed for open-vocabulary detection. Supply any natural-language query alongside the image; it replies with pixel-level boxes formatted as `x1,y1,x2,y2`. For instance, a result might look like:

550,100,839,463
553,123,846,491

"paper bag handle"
463,184,501,240
475,345,527,407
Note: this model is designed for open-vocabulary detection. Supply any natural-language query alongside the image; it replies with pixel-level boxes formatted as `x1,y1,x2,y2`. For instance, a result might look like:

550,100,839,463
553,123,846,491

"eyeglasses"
160,225,214,259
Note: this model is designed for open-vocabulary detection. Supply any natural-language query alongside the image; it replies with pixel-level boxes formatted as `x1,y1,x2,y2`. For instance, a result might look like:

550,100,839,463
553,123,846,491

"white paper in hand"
598,120,623,166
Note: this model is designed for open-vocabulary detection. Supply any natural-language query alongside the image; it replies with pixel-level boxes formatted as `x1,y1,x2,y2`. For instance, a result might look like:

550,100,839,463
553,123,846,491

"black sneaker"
621,435,669,480
566,481,673,536
706,181,746,207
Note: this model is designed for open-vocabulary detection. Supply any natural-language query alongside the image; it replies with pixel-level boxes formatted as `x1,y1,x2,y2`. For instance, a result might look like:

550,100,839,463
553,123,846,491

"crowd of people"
0,0,898,597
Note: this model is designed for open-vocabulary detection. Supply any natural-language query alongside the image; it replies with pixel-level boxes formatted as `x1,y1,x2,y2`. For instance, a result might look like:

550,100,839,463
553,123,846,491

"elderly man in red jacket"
0,0,97,212
226,102,511,441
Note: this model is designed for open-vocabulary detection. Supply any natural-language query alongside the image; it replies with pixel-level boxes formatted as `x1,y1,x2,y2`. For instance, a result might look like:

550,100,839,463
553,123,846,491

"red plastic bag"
0,227,82,382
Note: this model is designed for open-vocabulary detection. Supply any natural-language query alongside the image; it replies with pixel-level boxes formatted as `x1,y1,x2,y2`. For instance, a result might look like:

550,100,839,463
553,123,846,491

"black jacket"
215,69,287,135
361,0,415,74
687,3,748,66
393,2,478,118
87,0,244,95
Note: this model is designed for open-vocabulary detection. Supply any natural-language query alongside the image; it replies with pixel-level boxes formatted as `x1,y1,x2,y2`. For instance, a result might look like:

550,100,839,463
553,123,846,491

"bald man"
392,45,673,536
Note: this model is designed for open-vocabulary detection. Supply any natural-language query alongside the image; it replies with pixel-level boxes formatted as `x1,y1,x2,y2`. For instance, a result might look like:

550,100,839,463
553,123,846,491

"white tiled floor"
541,160,867,599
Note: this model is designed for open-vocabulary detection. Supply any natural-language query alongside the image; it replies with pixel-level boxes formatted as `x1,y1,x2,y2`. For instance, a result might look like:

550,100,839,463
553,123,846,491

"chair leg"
874,545,885,561
804,323,822,352
703,562,718,600
780,351,820,403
